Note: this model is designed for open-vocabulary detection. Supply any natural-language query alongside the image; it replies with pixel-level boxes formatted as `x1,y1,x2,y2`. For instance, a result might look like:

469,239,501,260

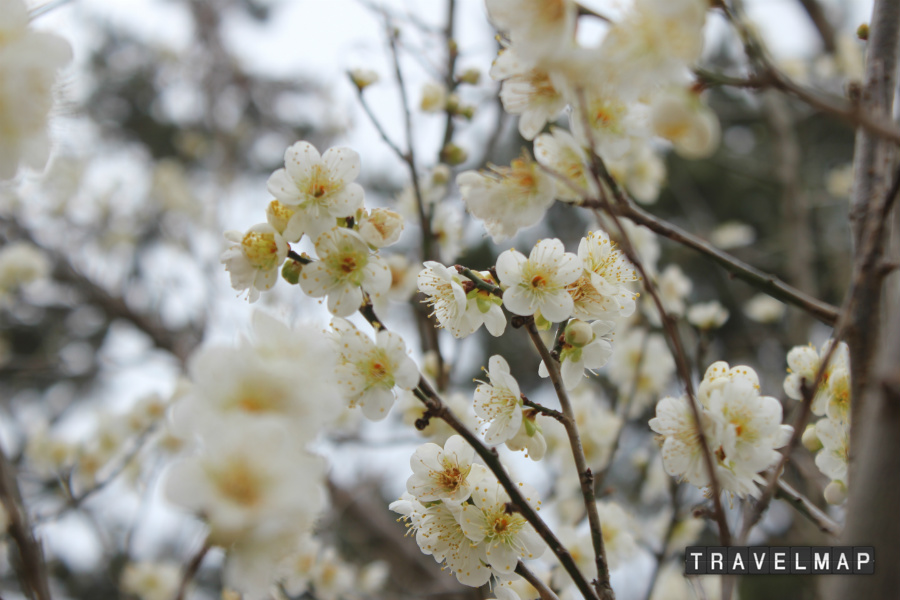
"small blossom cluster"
457,0,718,241
418,231,637,391
650,361,793,499
392,435,545,589
222,140,402,309
163,312,344,597
785,340,851,504
328,317,419,422
474,355,547,460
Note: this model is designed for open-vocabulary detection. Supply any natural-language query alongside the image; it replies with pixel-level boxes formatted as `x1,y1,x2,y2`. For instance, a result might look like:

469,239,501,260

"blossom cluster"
650,361,793,498
457,0,719,241
162,312,384,597
222,140,402,308
785,340,851,504
392,435,545,591
419,231,638,392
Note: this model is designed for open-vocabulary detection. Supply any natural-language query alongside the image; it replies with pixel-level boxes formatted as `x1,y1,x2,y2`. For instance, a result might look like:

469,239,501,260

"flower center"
437,467,463,491
241,231,281,270
531,274,547,288
214,460,264,507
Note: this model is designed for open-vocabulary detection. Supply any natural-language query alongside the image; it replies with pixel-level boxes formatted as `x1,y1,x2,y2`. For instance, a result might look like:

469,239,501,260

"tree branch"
525,322,613,600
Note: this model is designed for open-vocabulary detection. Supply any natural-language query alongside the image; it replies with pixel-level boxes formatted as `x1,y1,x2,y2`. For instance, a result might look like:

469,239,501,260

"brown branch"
796,0,837,54
575,198,839,325
0,447,51,600
174,540,210,600
516,561,560,600
525,323,614,600
357,303,600,600
775,479,841,536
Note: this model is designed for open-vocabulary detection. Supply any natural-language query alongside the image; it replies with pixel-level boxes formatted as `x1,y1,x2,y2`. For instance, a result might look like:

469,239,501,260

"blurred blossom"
710,221,756,249
743,293,785,323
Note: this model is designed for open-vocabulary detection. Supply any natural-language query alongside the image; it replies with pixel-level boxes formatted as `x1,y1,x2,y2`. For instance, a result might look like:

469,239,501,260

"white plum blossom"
687,301,729,330
221,223,288,302
504,417,548,461
649,394,713,488
393,494,491,586
491,47,568,140
458,479,545,576
651,362,792,498
710,221,756,249
539,320,615,390
783,340,850,418
164,421,325,548
299,227,390,317
607,329,675,416
120,562,181,600
650,88,720,159
173,331,340,441
420,81,448,112
496,239,581,322
0,241,51,298
485,0,577,63
597,0,707,97
744,294,785,323
571,229,640,320
331,318,419,421
456,154,555,241
0,0,72,179
534,127,595,201
815,417,849,488
357,208,404,248
407,435,489,503
266,141,364,240
474,355,524,445
569,87,640,161
606,141,667,205
417,262,506,338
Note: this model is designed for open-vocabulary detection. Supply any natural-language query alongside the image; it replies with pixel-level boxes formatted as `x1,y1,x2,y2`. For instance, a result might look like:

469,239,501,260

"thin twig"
174,540,210,600
0,446,52,600
526,323,614,600
775,479,841,536
516,561,561,600
521,396,566,423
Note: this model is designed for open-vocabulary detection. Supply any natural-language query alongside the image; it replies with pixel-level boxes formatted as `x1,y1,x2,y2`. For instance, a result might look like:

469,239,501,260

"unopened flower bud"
281,258,304,284
564,319,594,347
824,480,847,505
445,93,461,114
440,143,468,165
458,67,481,85
460,105,476,120
431,164,451,185
349,68,380,91
801,424,822,452
857,23,869,41
420,82,447,113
